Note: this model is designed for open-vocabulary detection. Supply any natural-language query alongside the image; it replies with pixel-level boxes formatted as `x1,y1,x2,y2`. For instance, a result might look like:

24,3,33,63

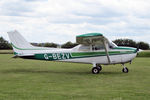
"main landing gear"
91,63,129,74
122,64,129,73
92,64,102,74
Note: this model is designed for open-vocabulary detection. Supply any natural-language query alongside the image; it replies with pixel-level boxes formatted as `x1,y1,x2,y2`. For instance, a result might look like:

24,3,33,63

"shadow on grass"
100,71,123,75
1,69,90,75
1,68,123,75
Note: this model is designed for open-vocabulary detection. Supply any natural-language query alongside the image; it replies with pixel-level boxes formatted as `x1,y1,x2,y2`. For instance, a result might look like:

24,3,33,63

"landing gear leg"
96,64,102,71
122,64,129,73
91,64,102,74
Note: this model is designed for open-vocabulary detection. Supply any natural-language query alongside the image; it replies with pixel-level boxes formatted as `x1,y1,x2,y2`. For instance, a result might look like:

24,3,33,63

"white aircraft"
7,30,139,74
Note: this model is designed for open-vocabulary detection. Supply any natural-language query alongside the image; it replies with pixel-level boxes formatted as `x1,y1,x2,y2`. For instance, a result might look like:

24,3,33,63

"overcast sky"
0,0,150,44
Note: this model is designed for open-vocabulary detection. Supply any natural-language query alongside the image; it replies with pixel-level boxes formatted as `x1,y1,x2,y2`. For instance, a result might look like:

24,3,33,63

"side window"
79,45,90,51
92,45,104,51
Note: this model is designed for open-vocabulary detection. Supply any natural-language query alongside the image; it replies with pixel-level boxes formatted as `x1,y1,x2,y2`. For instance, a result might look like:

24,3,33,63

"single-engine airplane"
7,30,139,74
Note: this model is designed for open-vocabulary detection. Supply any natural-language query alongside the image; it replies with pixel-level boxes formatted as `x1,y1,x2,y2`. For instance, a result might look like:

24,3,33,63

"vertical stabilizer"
7,30,34,55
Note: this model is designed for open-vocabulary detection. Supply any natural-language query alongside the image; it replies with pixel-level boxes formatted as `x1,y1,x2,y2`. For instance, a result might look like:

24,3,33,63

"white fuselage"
16,45,137,65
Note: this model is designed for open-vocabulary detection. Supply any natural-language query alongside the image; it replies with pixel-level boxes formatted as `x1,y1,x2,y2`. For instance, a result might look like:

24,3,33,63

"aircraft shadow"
1,69,90,75
1,68,123,75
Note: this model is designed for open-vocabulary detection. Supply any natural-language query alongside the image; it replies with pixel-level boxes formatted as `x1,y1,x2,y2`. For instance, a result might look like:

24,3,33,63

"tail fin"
7,30,34,55
7,30,58,56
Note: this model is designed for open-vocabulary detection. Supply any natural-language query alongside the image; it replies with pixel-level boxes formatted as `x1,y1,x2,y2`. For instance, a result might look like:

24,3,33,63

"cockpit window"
92,45,104,50
73,41,118,51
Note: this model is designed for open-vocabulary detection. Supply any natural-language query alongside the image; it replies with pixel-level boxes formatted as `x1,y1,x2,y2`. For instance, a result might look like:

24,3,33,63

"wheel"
96,65,102,71
122,67,128,73
92,67,100,74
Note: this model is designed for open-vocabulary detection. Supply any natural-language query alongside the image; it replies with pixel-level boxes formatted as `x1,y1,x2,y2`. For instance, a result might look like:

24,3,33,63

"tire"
92,67,100,74
122,67,129,73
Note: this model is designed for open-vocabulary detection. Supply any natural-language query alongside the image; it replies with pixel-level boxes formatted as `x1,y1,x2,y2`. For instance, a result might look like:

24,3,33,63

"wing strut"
103,40,111,64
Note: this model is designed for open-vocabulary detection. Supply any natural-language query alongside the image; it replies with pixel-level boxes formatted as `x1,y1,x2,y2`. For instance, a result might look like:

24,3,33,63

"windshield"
109,41,118,48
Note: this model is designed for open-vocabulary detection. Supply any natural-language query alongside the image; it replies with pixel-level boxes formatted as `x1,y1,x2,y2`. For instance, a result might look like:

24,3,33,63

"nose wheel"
92,64,102,74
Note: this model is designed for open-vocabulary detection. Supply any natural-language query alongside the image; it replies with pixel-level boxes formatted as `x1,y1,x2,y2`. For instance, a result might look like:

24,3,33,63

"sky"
0,0,150,44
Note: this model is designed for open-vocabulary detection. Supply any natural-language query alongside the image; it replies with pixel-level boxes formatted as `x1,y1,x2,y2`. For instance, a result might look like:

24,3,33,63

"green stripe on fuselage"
113,46,136,50
11,43,50,50
34,50,136,61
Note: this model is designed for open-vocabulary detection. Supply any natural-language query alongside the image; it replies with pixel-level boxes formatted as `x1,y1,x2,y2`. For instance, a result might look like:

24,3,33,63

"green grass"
0,54,150,100
137,50,150,57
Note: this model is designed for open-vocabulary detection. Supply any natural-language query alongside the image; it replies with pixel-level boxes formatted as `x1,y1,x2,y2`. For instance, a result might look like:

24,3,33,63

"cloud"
0,0,150,44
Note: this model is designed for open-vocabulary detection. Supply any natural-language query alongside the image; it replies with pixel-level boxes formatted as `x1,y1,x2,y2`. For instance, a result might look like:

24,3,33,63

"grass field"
137,50,150,57
0,54,150,100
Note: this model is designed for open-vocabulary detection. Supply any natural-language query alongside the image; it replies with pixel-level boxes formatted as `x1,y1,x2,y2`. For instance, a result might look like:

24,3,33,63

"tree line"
0,37,12,49
0,36,149,50
113,39,149,50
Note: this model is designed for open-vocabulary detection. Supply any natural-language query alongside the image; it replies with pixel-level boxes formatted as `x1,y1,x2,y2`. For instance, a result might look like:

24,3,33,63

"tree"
38,43,45,47
113,39,137,48
0,37,12,49
61,41,78,48
137,42,149,50
113,39,150,50
44,42,58,48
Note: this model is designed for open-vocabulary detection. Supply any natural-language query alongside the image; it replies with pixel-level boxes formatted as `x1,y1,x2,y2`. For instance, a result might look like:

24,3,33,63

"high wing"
76,33,111,63
76,33,109,45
